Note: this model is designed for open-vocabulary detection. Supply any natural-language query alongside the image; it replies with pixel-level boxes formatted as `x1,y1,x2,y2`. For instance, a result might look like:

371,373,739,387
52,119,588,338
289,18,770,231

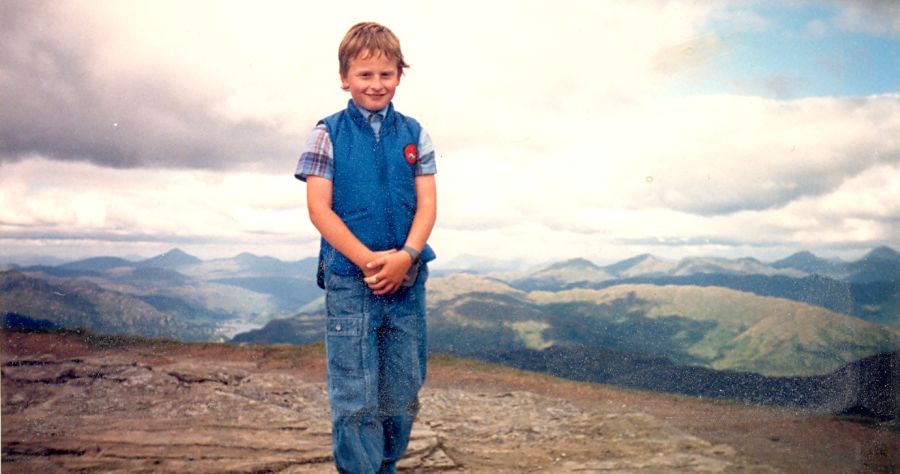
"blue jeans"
324,265,428,474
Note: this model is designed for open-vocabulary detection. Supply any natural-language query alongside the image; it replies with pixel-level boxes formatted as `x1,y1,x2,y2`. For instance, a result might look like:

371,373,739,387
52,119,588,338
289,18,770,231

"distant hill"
862,246,900,262
427,273,526,305
60,256,134,272
512,258,613,291
137,248,202,268
773,251,843,275
670,257,803,277
604,253,674,278
0,255,67,267
178,252,317,280
113,266,193,287
233,252,296,271
0,271,214,340
846,246,900,284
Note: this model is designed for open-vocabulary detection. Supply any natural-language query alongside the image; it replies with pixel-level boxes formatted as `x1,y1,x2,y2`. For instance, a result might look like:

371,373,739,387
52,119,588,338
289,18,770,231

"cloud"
436,94,900,229
0,158,317,252
784,162,900,249
619,94,900,214
0,1,304,171
834,0,900,37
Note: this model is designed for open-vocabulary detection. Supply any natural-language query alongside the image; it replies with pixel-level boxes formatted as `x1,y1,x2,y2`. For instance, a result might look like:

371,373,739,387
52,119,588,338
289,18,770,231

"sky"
1,0,899,268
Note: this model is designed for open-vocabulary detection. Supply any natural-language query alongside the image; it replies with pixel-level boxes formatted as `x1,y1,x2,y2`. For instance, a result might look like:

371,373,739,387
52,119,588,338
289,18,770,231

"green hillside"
423,275,899,376
711,310,899,375
525,284,900,376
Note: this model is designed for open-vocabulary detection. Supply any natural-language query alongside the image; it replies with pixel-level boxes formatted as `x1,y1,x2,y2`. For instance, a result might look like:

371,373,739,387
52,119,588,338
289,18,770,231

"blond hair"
338,22,409,77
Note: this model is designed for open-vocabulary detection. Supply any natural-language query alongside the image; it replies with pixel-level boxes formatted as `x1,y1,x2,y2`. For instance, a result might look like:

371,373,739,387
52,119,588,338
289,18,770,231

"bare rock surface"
2,332,897,473
414,389,747,473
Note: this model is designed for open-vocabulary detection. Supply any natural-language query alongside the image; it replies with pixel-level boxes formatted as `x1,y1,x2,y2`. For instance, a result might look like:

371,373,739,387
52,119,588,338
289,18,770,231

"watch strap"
401,245,421,262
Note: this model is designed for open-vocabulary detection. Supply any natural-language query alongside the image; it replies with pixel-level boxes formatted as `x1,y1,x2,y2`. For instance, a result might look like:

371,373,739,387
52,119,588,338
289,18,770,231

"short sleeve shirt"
294,109,437,181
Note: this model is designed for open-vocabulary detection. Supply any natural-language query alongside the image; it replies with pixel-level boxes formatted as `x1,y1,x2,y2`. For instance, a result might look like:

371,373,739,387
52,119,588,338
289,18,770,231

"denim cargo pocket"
326,275,366,316
326,317,362,375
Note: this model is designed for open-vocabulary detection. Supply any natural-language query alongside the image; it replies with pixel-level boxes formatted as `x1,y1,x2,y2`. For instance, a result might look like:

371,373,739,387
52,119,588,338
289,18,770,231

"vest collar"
346,100,395,130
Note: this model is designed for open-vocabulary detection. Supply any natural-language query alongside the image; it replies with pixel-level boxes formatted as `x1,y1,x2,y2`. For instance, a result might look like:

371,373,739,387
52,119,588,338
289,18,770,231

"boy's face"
341,50,401,112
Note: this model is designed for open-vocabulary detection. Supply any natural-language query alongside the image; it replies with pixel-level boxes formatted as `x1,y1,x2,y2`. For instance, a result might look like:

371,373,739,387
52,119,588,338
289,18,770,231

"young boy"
294,22,437,474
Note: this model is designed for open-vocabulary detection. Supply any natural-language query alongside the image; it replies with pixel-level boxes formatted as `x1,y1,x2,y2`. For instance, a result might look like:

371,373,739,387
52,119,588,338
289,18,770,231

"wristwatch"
401,245,421,262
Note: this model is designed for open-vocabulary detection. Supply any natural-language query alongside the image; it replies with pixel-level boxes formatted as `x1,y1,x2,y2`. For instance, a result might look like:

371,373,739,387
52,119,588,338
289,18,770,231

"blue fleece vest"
318,100,436,278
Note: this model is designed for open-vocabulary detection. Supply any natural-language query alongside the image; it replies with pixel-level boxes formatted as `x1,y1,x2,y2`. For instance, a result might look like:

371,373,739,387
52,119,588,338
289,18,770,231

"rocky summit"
2,331,897,473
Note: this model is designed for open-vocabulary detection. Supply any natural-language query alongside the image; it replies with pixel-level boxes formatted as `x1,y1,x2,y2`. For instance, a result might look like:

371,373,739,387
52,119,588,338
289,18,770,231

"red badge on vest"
403,144,418,164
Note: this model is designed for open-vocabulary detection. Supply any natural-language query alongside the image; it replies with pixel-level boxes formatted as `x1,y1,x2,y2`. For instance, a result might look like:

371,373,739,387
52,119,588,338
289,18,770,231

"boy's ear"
340,73,350,91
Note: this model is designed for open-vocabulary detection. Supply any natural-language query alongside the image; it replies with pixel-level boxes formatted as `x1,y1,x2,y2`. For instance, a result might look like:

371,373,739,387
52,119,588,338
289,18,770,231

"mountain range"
508,247,900,327
3,246,898,413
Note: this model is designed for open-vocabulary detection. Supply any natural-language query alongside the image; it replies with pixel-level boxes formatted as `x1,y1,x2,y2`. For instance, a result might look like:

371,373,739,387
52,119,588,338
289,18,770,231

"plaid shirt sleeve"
294,124,333,181
416,129,437,176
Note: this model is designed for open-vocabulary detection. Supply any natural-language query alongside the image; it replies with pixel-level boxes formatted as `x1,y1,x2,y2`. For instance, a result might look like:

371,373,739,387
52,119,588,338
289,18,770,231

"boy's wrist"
388,249,413,267
401,245,420,262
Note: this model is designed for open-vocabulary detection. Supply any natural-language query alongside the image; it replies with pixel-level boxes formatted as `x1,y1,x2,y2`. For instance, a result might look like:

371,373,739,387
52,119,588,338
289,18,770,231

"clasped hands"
362,249,412,295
